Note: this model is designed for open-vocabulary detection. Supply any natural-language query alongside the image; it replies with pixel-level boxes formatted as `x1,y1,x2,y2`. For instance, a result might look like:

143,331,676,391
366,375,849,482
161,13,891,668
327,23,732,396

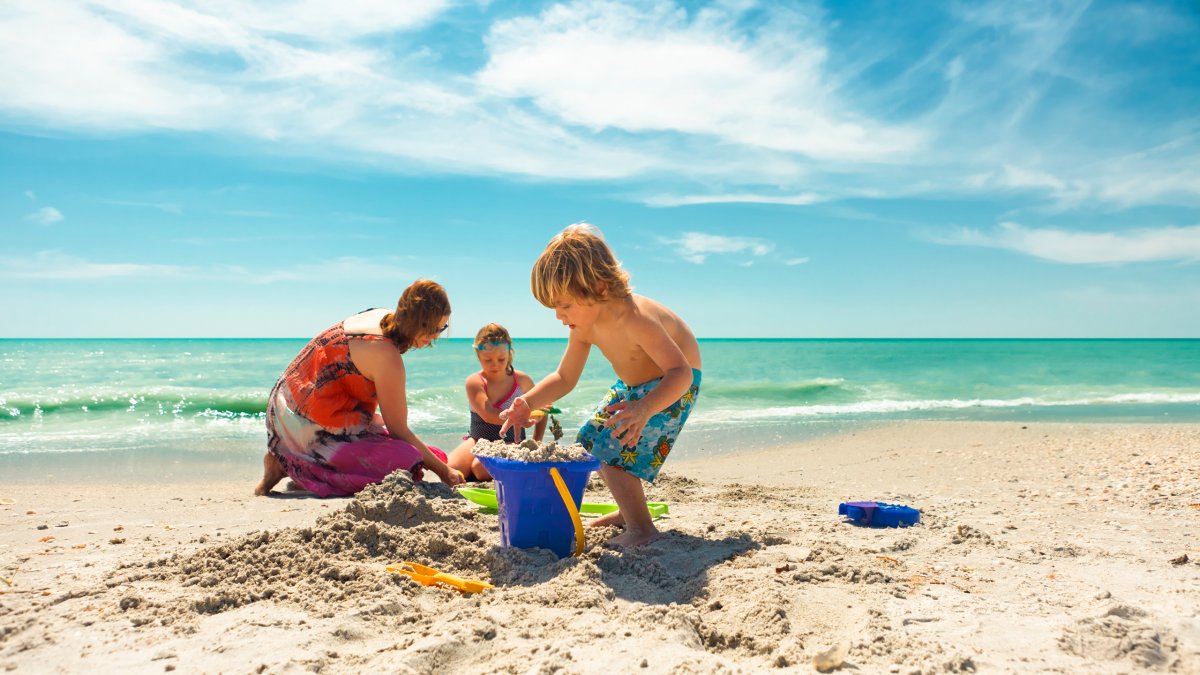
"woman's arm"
356,341,463,485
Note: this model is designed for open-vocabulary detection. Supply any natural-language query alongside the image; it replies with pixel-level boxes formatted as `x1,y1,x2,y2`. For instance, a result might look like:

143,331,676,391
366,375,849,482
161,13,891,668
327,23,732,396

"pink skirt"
286,435,448,498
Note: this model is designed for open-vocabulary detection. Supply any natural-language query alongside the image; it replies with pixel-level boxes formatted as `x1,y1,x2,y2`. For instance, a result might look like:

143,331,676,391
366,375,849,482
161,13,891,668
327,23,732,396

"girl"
446,323,548,482
256,279,465,497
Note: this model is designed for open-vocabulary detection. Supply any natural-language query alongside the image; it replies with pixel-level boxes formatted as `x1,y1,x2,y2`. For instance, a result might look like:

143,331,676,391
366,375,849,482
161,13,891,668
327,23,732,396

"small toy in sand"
387,562,493,593
528,407,564,440
457,486,670,520
838,501,920,528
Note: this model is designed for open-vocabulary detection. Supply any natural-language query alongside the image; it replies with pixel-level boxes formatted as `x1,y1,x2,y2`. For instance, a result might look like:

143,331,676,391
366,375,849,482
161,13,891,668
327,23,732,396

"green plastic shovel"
457,486,670,520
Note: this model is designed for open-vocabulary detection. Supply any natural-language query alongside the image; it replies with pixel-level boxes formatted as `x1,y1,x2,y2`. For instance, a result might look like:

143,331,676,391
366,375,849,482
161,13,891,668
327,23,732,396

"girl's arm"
357,341,464,485
464,374,506,425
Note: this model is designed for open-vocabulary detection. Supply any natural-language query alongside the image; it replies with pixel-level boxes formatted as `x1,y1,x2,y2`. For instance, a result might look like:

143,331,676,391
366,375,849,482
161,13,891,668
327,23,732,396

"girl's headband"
474,339,510,351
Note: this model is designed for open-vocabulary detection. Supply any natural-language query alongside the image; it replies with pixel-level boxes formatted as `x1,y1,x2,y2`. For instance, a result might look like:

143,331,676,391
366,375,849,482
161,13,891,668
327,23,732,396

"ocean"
2,338,1198,481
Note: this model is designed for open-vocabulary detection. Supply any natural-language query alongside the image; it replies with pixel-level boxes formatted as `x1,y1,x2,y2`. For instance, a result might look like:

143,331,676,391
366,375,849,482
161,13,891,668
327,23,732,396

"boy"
500,224,702,548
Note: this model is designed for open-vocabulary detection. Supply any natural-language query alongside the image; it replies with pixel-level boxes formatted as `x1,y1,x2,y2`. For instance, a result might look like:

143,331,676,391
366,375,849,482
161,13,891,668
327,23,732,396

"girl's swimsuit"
462,373,525,483
467,373,525,443
577,369,701,483
266,310,446,497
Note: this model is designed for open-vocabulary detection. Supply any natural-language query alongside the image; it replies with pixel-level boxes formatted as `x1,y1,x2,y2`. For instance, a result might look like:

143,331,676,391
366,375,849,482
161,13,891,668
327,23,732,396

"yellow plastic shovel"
386,562,494,593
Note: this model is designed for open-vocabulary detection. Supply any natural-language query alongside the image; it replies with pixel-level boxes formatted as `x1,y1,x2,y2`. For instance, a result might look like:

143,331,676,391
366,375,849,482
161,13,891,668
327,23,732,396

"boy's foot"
605,527,661,549
588,510,625,529
254,452,287,496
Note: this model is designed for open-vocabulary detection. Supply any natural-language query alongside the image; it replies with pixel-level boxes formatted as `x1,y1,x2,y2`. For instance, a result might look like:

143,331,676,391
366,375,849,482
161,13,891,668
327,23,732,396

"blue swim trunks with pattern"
576,369,701,483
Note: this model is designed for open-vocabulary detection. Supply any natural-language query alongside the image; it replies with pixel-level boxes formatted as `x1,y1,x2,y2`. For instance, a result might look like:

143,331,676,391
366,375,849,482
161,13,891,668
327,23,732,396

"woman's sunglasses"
435,323,449,334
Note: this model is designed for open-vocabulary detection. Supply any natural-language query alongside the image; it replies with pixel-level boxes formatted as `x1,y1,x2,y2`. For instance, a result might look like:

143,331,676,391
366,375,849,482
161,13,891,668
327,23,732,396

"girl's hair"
474,323,514,375
531,223,631,307
379,279,450,354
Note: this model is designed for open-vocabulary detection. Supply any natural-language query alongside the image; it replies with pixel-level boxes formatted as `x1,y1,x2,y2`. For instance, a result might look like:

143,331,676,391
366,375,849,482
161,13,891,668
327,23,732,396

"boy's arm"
499,336,590,436
517,372,550,442
604,314,693,447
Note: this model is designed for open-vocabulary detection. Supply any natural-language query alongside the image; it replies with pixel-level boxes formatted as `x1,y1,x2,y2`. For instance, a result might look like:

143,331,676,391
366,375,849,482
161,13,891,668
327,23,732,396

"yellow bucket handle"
549,467,585,557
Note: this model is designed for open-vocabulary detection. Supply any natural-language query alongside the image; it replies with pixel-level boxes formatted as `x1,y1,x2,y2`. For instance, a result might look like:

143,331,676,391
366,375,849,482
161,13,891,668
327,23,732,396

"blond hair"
379,279,450,353
531,223,631,307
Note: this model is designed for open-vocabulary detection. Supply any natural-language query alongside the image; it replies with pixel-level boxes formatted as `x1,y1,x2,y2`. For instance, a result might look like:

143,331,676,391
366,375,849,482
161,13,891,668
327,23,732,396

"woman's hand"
435,463,465,486
603,400,651,448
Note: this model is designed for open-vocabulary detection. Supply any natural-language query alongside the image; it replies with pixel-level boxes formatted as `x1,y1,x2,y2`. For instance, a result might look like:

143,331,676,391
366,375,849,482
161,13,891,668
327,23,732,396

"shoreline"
2,420,1198,673
4,417,1198,485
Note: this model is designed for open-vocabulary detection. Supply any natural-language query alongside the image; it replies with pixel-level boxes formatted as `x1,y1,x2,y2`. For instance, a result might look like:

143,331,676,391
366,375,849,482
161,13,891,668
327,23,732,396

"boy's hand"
603,400,651,448
498,397,532,438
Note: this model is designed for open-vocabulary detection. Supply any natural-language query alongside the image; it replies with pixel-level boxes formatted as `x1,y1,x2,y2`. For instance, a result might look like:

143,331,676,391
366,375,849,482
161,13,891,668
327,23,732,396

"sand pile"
473,438,592,463
114,470,494,628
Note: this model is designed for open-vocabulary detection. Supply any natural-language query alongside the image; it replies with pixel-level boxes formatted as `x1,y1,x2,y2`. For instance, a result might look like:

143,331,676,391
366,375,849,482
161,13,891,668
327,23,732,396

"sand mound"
474,438,592,462
119,471,493,627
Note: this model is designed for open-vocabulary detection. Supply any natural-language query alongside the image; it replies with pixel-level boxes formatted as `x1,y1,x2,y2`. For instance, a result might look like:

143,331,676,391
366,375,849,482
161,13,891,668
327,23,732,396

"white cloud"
191,0,451,42
26,207,63,225
0,0,925,190
785,257,810,266
931,222,1200,264
0,0,1195,211
479,1,920,162
0,251,413,284
643,192,823,207
945,56,965,81
104,199,183,214
963,163,1199,209
247,257,413,284
659,232,774,264
0,250,187,279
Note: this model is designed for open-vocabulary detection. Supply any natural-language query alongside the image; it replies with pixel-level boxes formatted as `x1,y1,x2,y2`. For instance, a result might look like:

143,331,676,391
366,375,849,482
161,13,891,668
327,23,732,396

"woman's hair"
531,223,631,307
379,279,450,353
474,323,514,375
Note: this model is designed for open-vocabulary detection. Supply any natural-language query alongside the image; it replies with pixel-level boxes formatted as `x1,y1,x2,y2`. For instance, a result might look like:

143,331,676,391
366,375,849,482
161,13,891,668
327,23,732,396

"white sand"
473,438,592,462
1,421,1197,673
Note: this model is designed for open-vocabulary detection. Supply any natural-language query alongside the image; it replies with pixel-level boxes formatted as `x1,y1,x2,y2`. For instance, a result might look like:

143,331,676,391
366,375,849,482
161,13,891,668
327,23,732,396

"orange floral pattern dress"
266,316,445,496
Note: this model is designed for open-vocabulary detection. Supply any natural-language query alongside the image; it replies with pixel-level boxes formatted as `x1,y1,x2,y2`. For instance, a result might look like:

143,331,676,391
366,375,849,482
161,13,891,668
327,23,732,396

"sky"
1,0,1198,338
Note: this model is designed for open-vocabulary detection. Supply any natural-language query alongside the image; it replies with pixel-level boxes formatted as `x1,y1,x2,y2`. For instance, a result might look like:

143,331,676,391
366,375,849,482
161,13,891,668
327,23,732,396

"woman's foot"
254,452,287,496
588,510,625,529
605,526,661,549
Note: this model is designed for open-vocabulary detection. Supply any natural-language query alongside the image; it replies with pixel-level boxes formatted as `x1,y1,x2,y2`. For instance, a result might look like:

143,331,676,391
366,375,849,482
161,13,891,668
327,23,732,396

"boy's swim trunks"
576,369,701,482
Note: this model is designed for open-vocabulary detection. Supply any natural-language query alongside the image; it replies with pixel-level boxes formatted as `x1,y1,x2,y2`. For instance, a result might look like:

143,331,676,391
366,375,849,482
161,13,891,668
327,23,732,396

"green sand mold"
457,487,670,520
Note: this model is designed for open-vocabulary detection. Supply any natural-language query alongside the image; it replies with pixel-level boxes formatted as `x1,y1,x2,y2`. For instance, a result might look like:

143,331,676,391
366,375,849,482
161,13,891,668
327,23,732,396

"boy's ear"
594,282,608,300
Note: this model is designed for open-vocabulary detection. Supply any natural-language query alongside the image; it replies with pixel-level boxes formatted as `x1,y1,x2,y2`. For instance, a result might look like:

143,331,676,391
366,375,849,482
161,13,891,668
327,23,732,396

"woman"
256,279,465,497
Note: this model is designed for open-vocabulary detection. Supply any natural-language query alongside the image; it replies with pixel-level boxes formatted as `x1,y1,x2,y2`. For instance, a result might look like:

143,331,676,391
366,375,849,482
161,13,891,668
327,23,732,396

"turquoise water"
1,339,1198,479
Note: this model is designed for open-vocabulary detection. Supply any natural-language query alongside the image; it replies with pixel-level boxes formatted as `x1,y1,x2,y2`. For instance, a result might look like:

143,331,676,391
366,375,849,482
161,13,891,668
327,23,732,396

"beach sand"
2,421,1198,673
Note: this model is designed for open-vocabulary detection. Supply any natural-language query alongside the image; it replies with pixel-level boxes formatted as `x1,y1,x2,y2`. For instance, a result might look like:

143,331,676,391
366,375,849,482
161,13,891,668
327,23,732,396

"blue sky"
1,0,1198,338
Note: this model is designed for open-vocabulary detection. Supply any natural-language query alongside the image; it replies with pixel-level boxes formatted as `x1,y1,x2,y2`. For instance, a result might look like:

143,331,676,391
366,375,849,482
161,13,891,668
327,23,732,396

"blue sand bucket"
476,454,600,558
838,501,920,528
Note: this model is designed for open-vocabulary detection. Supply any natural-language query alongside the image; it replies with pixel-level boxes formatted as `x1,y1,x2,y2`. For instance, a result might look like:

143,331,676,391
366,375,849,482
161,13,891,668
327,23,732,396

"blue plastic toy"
838,501,920,528
475,454,600,558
